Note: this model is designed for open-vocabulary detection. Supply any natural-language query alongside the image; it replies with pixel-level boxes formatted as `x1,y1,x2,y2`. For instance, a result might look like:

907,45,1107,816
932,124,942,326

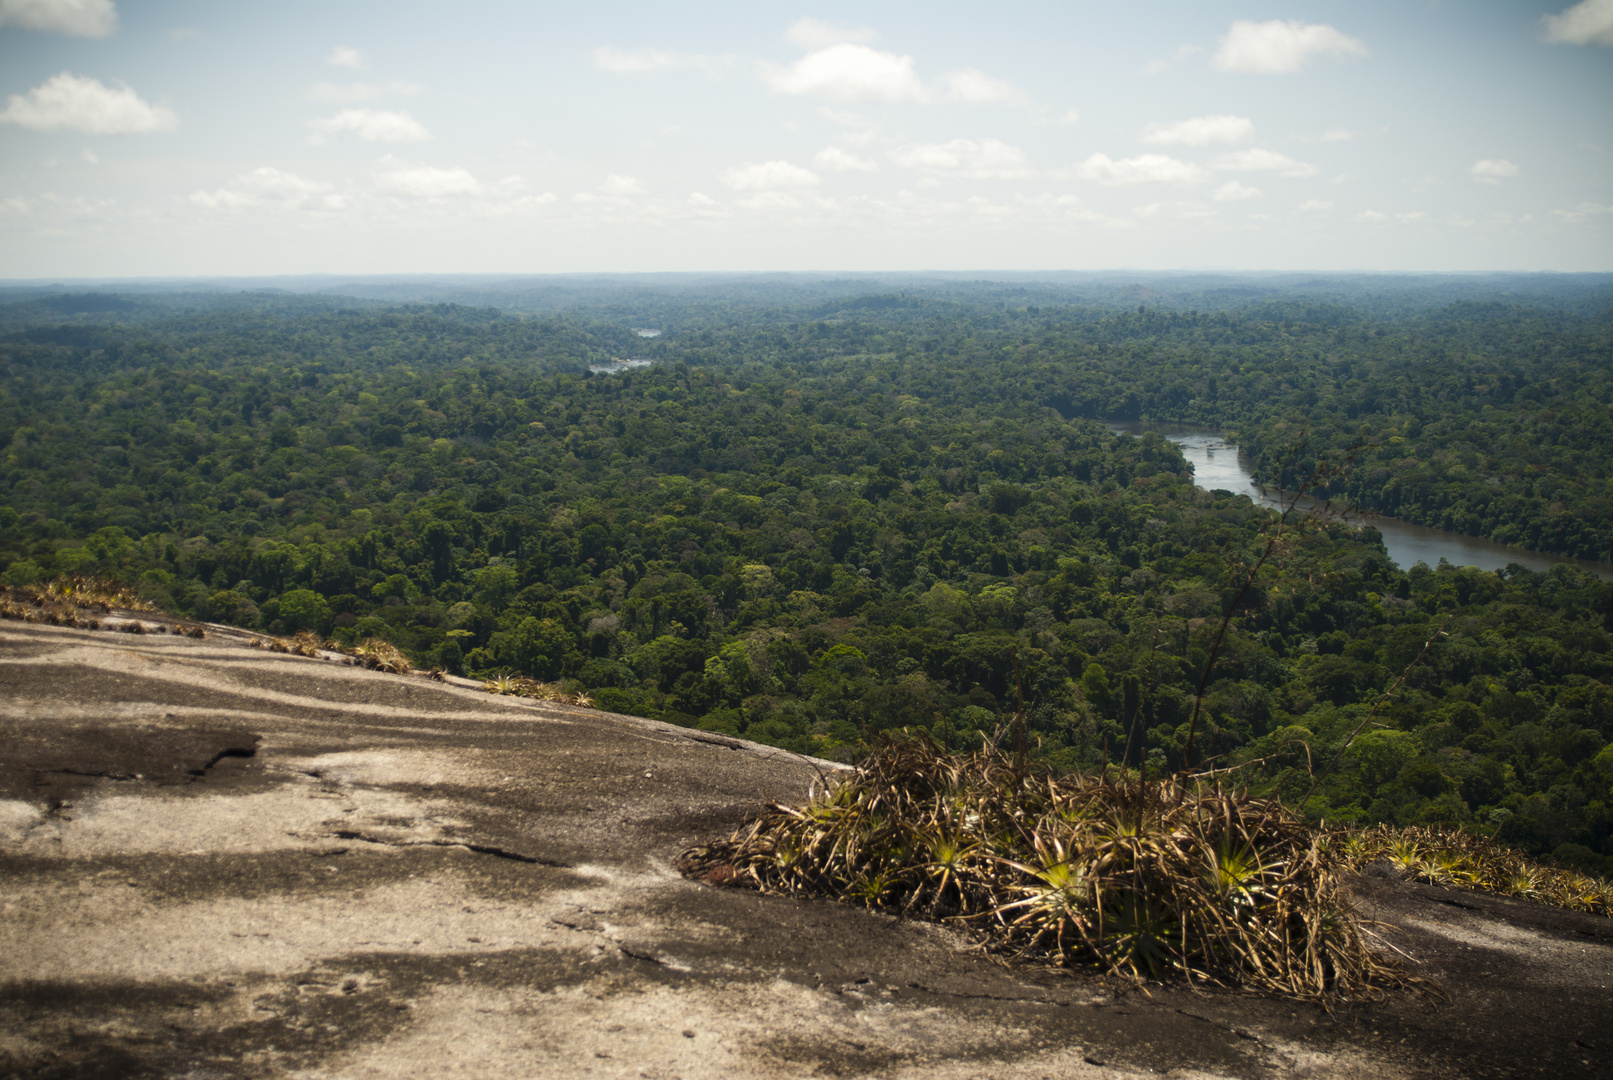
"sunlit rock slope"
1,619,1608,1079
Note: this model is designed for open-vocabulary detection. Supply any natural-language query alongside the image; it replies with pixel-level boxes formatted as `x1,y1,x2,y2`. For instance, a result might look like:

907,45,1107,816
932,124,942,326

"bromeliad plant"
482,673,595,708
1336,824,1611,917
1,577,201,634
351,637,412,674
680,736,1414,1002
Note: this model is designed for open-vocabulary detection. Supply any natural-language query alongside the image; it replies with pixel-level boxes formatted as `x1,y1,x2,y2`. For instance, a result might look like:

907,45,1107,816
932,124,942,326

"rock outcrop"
2,619,1608,1078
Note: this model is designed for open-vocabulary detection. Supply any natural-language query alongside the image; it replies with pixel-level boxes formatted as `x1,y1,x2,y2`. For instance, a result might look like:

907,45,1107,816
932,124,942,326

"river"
1106,421,1613,581
588,358,655,374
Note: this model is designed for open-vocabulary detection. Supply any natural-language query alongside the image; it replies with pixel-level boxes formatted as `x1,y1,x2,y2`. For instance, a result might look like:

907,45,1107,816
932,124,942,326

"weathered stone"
1,619,1608,1079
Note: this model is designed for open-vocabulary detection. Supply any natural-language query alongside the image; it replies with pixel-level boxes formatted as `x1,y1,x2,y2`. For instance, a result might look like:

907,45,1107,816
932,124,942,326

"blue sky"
0,0,1609,276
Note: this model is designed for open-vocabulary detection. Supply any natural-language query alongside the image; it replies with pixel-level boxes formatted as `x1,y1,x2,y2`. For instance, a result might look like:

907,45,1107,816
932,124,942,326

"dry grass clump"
0,575,137,628
0,591,103,629
351,637,412,674
41,574,155,611
482,673,531,695
0,578,204,636
680,738,1411,1002
253,630,329,657
482,674,594,707
246,631,420,675
1336,824,1611,917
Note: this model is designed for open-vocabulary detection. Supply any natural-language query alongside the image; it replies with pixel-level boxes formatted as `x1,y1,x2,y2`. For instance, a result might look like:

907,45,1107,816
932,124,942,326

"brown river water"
1106,421,1613,582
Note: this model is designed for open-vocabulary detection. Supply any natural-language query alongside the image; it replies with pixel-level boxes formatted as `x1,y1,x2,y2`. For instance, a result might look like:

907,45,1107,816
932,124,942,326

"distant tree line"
1,290,1610,876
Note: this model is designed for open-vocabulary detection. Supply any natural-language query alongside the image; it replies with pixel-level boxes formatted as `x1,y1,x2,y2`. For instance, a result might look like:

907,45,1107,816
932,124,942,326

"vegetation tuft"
680,737,1419,1002
350,637,412,673
0,577,201,634
1336,823,1611,916
40,574,156,612
483,673,594,707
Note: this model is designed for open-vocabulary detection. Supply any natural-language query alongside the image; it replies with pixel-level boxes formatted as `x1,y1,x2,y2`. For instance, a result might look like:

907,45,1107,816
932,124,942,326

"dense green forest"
2,278,1611,876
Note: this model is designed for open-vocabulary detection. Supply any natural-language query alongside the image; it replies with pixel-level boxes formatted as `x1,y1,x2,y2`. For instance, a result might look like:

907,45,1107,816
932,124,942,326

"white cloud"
1214,20,1367,74
1552,201,1612,222
327,45,364,69
0,71,176,134
1140,114,1253,147
820,108,870,127
307,81,420,103
510,192,558,210
1075,152,1208,186
765,44,928,103
819,107,878,146
375,163,481,198
309,108,429,143
941,69,1027,105
191,167,342,211
1211,180,1262,201
601,174,643,196
1140,44,1204,75
1471,159,1519,184
1397,211,1427,222
1,191,117,223
1132,200,1216,221
0,0,116,37
720,160,820,191
594,47,679,72
815,146,878,172
1211,148,1319,177
1298,199,1334,211
1542,0,1613,46
786,18,876,48
1318,128,1358,142
592,47,727,75
864,189,1122,228
1056,108,1080,125
1356,210,1388,222
735,191,810,211
890,138,1031,179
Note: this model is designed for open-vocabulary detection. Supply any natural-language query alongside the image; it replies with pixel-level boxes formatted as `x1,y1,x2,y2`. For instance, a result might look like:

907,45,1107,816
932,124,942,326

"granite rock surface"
2,619,1608,1079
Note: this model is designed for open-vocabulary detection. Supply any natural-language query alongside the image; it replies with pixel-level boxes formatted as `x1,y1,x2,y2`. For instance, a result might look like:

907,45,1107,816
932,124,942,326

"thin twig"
1122,618,1164,769
1011,647,1028,778
1181,437,1368,771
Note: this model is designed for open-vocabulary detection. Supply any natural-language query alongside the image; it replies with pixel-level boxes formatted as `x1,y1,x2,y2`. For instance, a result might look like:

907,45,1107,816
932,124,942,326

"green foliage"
1,283,1611,872
1,559,42,586
507,617,574,681
276,588,331,634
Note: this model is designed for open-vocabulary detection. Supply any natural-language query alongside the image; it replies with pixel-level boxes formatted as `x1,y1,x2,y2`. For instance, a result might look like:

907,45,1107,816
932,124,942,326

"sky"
0,0,1610,277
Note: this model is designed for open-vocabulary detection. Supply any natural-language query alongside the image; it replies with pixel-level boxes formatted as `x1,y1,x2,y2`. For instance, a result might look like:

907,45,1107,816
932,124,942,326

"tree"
1,560,42,586
508,617,573,680
278,589,331,634
1082,663,1117,716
